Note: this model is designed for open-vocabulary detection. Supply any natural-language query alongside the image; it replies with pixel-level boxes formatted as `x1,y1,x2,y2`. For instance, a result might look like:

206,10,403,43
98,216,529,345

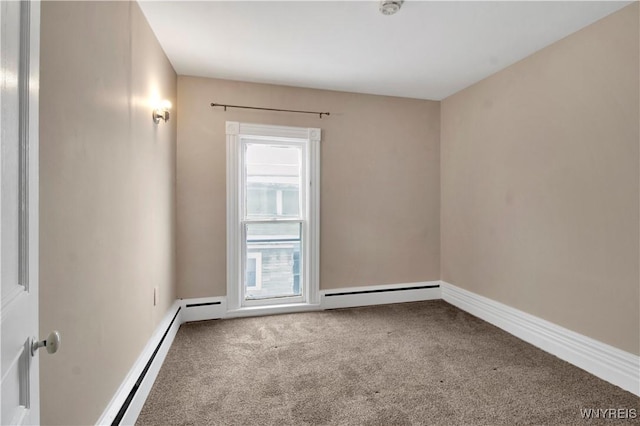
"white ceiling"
138,1,632,100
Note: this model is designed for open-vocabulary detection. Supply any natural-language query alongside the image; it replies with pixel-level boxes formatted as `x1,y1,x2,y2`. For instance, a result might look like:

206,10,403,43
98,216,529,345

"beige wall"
177,77,440,298
39,1,177,424
441,4,639,355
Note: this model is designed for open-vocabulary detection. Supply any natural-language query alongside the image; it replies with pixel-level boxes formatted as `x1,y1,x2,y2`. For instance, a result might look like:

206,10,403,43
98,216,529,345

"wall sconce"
153,100,171,124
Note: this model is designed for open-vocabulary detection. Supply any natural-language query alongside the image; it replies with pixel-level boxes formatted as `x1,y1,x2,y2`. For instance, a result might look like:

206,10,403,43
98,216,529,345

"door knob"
31,331,61,356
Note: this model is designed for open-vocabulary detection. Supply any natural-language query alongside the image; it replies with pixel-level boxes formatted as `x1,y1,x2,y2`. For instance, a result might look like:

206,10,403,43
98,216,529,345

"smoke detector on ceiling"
379,0,403,16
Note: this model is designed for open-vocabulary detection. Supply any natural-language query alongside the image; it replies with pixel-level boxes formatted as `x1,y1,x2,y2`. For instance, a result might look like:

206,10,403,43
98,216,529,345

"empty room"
1,0,638,425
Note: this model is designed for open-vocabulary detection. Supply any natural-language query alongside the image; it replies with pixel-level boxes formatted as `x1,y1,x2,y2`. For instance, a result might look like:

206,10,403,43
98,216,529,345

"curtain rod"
210,103,330,119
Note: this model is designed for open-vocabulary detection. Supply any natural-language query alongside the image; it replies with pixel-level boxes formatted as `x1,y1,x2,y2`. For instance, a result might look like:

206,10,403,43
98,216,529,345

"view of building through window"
244,143,303,300
245,223,301,299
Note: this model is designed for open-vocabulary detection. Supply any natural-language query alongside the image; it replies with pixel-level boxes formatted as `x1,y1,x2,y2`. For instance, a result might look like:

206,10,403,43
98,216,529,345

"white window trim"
226,121,321,313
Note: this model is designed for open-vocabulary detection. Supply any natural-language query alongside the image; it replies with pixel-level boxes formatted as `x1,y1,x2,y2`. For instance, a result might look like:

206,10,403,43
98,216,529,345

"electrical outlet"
153,287,159,306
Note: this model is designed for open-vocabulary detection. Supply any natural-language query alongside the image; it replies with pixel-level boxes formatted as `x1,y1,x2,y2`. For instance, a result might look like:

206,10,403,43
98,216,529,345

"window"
226,122,320,311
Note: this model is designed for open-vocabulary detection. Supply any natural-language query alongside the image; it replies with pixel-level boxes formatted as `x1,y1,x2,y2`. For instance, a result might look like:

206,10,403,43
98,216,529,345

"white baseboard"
441,281,640,397
321,281,441,310
96,301,183,426
180,297,227,322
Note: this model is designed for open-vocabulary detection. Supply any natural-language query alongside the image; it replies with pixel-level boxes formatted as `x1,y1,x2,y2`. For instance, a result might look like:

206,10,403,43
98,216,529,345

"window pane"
245,222,301,300
247,187,277,217
282,189,300,216
245,143,301,218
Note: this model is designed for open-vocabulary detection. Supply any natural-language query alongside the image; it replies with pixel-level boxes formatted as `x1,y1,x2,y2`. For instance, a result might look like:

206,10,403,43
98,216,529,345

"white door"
1,1,41,424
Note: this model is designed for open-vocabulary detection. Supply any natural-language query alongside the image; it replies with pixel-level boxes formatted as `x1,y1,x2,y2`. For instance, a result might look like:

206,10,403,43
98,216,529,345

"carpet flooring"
137,301,639,425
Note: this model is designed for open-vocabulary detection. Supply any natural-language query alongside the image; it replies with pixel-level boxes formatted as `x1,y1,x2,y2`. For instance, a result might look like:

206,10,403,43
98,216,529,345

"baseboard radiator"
324,284,440,297
181,298,226,323
321,282,441,310
111,307,181,425
97,302,183,426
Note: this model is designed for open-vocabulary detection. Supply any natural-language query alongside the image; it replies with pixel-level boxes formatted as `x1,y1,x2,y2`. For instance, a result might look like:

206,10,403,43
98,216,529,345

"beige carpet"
137,301,639,425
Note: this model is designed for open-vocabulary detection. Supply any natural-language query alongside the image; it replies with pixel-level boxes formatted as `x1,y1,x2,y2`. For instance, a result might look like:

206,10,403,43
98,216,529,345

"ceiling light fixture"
379,0,403,16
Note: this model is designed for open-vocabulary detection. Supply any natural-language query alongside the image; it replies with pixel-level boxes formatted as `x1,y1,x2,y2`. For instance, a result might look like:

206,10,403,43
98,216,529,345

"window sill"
226,302,322,318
